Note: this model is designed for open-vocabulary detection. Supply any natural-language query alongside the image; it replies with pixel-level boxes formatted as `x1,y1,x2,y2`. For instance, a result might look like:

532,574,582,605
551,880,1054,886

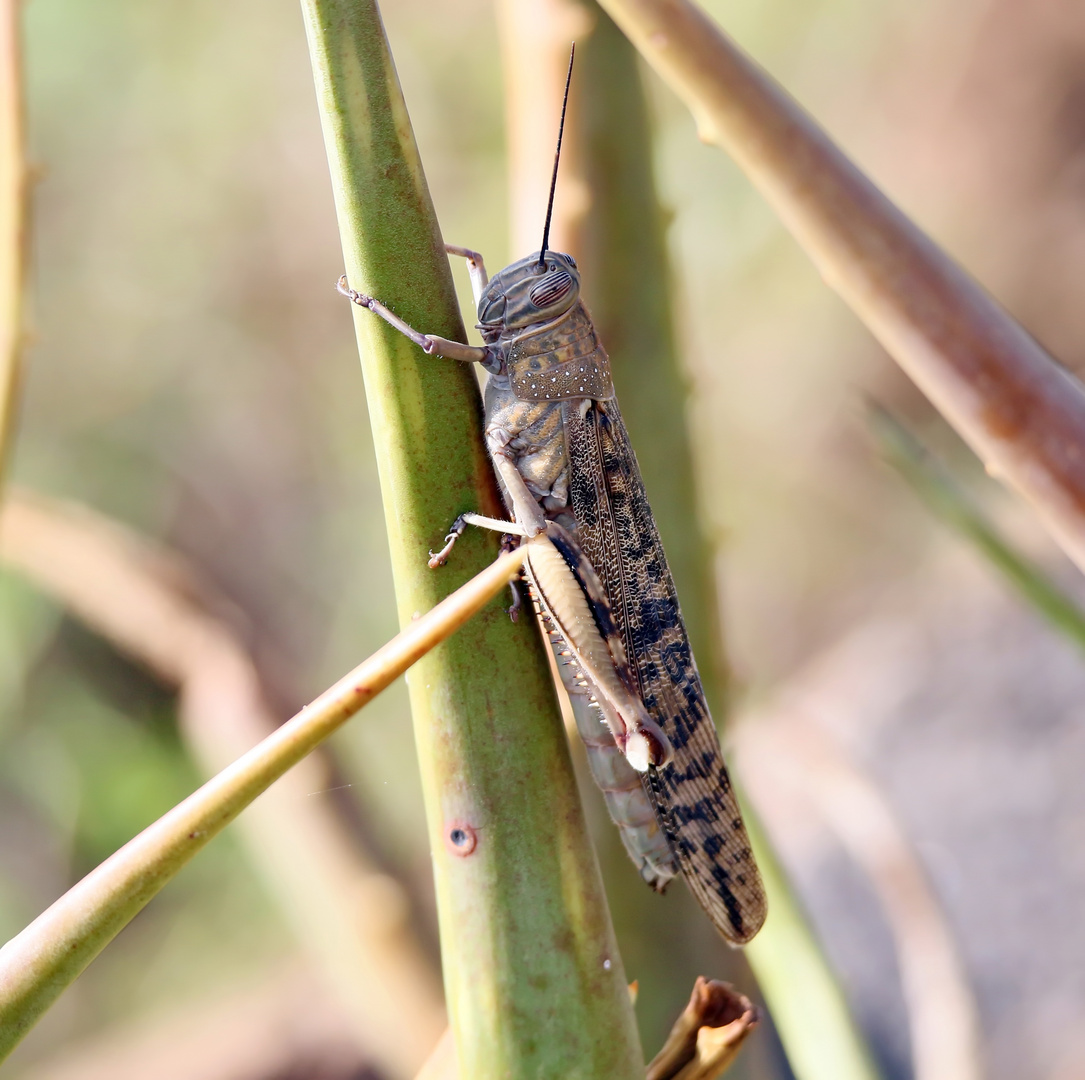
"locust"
338,46,766,945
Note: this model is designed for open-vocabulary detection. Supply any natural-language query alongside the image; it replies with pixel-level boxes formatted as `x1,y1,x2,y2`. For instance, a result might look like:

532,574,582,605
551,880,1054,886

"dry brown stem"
0,488,447,1078
646,978,757,1080
598,0,1085,577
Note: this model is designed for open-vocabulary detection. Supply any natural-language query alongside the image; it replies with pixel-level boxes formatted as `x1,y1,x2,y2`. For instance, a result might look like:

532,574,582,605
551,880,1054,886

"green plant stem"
743,812,881,1080
0,548,525,1062
299,3,643,1075
597,0,1085,580
871,407,1085,652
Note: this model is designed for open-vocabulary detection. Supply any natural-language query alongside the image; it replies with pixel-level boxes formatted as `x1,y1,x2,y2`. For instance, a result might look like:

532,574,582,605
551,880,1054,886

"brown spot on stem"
444,822,477,856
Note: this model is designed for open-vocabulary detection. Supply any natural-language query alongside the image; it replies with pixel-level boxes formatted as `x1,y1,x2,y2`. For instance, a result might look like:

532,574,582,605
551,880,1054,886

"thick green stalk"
298,4,643,1076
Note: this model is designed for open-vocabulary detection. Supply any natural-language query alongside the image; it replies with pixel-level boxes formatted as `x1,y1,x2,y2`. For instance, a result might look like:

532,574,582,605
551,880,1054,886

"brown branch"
0,488,448,1078
598,0,1085,577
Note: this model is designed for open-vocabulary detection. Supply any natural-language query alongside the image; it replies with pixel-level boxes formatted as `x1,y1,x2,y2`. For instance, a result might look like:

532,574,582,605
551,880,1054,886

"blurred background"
3,0,1085,1077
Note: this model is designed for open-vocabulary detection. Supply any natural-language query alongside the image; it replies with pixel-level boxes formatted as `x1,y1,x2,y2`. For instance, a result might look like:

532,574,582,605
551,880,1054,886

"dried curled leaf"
646,978,758,1080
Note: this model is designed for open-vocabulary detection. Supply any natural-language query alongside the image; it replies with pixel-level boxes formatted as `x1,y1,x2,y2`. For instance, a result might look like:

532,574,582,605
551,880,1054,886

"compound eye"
529,269,573,308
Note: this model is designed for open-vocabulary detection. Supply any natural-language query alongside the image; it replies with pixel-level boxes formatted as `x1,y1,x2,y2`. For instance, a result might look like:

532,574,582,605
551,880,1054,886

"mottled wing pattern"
564,398,767,944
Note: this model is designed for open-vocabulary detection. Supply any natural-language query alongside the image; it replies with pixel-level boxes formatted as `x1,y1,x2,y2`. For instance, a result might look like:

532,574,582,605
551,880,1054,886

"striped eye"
529,270,573,308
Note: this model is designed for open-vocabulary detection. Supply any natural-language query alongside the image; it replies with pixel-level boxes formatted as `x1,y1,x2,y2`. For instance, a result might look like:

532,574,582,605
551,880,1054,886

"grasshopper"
338,47,766,945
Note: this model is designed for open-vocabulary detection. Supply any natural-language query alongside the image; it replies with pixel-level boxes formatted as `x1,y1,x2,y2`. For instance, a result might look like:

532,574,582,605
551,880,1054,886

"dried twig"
413,978,756,1080
646,978,757,1080
0,488,523,1067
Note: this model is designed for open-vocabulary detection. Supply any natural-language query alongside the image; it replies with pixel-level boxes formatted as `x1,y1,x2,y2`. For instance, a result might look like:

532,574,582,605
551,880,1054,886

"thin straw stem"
0,547,524,1061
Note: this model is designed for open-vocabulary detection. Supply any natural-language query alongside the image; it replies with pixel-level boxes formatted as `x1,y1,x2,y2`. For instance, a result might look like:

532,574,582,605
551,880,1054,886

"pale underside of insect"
336,45,765,945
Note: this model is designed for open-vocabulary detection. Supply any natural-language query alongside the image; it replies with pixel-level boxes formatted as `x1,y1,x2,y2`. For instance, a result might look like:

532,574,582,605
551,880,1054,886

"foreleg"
444,245,489,308
428,512,529,569
428,513,525,620
337,276,489,364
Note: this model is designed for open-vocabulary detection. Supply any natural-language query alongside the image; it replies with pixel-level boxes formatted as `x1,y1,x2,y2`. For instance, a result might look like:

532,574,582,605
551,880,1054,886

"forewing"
564,398,767,944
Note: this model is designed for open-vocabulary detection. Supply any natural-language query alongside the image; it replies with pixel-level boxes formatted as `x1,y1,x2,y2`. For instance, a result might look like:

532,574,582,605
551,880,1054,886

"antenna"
538,42,575,268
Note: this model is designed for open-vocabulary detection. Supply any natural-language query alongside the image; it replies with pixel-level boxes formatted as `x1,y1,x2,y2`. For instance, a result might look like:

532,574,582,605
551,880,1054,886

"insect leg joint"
445,244,489,305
